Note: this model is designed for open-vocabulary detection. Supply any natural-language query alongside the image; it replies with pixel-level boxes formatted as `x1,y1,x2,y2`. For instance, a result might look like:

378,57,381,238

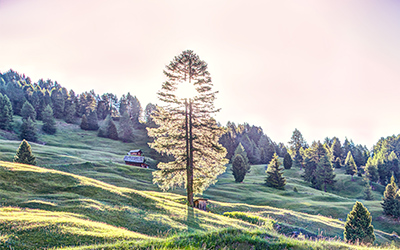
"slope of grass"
0,161,264,249
1,119,400,249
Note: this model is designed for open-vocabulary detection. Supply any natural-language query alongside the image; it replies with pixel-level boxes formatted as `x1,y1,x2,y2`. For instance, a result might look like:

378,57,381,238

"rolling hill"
0,118,399,249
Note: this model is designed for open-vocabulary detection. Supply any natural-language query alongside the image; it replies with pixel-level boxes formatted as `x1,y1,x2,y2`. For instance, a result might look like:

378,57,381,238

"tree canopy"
148,50,228,206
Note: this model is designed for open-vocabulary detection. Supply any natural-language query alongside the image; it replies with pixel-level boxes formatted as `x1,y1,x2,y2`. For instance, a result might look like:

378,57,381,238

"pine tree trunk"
186,99,194,207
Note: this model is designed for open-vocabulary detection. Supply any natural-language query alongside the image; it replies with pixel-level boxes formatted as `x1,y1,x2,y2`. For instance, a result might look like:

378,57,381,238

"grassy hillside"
0,119,400,249
0,161,399,250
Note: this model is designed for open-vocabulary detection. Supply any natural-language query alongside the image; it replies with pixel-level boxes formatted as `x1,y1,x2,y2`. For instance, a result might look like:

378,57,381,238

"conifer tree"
87,110,99,130
382,176,399,218
50,88,65,119
21,100,36,122
365,157,379,183
283,153,292,170
20,117,37,142
302,141,329,187
344,201,375,245
265,153,286,190
64,97,76,124
42,105,57,134
363,177,373,200
120,111,134,142
233,143,250,168
345,151,357,181
288,128,307,168
232,153,249,182
98,115,118,140
330,137,343,166
314,154,336,192
0,93,13,130
13,139,36,165
80,114,89,130
148,50,228,207
107,118,119,140
388,151,400,183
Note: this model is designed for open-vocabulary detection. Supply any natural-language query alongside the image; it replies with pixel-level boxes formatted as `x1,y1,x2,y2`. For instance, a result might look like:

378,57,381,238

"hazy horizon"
1,0,400,148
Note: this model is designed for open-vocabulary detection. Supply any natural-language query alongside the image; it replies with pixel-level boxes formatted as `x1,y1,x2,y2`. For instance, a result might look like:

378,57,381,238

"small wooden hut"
123,149,148,168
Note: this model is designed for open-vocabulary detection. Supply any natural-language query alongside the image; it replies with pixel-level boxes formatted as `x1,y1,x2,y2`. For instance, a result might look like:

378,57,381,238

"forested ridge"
1,68,399,187
1,68,400,248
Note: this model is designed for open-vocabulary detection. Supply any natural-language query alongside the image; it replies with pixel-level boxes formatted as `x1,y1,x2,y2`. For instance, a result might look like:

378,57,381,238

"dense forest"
1,68,399,189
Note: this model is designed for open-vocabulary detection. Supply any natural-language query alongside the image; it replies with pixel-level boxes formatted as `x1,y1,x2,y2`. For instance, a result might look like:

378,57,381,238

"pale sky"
1,0,400,148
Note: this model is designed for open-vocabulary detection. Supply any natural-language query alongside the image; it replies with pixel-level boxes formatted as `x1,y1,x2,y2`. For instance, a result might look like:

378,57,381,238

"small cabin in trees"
124,149,148,168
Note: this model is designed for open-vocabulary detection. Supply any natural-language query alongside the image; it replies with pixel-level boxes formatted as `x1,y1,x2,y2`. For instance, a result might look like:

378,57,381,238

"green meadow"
0,118,399,249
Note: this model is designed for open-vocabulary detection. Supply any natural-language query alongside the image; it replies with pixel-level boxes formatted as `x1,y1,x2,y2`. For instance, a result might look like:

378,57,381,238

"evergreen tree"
0,93,13,130
331,137,342,160
342,138,352,163
148,50,228,207
64,94,77,124
144,103,157,128
119,111,134,142
265,153,286,190
381,176,399,218
13,139,36,165
344,201,375,245
87,110,99,130
80,114,89,130
331,137,342,168
345,151,357,181
283,153,292,170
50,88,65,119
98,115,118,140
233,143,250,168
365,157,379,183
20,117,37,142
107,117,118,140
363,177,373,201
232,153,249,182
257,134,274,163
314,154,336,192
388,151,400,183
302,141,329,187
288,128,307,168
21,100,36,122
42,105,56,134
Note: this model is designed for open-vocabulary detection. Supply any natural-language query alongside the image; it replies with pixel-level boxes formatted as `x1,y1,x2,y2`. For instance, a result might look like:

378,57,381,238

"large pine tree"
232,153,248,182
288,128,307,168
21,100,36,122
148,50,228,207
119,111,134,142
0,93,13,130
20,117,37,142
365,157,379,183
265,153,286,190
42,105,57,134
87,110,99,130
14,139,36,165
80,114,89,130
344,201,375,245
345,151,357,181
283,153,292,170
314,154,336,192
382,175,399,218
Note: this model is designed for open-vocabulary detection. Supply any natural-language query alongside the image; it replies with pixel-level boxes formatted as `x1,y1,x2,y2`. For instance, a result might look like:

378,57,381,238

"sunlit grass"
0,118,400,249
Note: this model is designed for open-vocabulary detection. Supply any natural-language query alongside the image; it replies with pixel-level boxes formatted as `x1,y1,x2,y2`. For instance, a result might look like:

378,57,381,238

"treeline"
0,69,157,143
219,122,287,165
365,135,400,185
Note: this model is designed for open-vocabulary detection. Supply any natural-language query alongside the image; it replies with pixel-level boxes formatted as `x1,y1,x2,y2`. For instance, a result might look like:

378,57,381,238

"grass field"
0,118,399,249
